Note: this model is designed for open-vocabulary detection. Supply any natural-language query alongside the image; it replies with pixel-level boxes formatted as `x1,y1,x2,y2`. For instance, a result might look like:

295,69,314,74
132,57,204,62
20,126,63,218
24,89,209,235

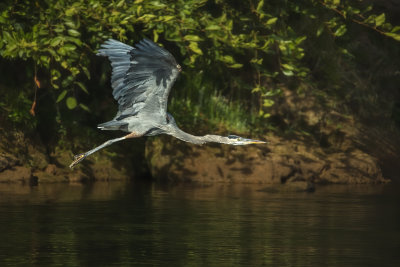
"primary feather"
97,38,181,123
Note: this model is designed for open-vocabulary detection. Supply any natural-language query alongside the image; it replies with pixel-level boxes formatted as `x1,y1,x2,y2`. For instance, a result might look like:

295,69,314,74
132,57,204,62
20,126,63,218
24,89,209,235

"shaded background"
0,0,399,183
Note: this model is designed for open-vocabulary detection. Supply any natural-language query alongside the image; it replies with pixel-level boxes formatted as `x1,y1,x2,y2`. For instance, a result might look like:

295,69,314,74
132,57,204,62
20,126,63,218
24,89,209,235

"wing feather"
97,38,180,120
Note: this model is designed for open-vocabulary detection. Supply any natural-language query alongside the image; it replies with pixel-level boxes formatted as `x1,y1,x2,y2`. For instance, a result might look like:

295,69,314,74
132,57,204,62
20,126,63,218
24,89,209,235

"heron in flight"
69,38,266,168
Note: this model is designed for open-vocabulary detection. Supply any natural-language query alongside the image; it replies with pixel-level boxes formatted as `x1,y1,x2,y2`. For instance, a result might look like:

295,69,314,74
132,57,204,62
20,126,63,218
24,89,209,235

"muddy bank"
0,125,137,184
145,134,389,185
0,148,132,184
0,127,397,185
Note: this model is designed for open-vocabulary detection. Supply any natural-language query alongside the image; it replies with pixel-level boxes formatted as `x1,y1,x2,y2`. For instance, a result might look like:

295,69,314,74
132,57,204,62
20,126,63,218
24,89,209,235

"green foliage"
1,91,35,126
0,0,399,135
169,70,251,134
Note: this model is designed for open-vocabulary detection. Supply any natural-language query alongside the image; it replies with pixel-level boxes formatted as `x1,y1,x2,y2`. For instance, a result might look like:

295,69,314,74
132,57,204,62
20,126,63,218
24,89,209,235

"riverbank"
0,123,398,185
145,134,389,185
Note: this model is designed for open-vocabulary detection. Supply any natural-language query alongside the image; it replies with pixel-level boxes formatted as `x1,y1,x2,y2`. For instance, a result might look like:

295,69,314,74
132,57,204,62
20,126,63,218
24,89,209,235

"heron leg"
69,132,141,168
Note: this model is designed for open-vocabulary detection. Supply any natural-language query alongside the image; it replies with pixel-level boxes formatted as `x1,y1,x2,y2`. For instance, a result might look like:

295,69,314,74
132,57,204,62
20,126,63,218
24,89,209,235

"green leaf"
51,82,59,89
62,76,75,87
334,25,347,37
263,99,274,107
51,69,61,80
282,69,294,76
375,13,385,27
265,89,281,97
385,32,400,42
56,90,67,103
82,66,91,79
317,25,324,36
205,25,221,31
220,55,235,64
266,17,277,25
65,7,76,16
68,29,81,37
70,67,80,75
63,43,76,51
61,60,68,69
40,55,50,66
50,37,63,47
281,63,294,70
228,63,243,68
116,0,125,8
295,36,307,45
64,20,76,29
66,97,77,109
79,103,90,112
184,35,202,41
391,26,400,33
54,25,65,33
189,42,203,55
250,58,263,65
256,0,264,12
75,81,88,94
162,15,175,22
153,29,159,42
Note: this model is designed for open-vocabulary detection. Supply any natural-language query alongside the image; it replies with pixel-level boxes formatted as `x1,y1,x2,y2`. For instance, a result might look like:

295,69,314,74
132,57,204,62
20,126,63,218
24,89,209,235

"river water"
0,181,399,266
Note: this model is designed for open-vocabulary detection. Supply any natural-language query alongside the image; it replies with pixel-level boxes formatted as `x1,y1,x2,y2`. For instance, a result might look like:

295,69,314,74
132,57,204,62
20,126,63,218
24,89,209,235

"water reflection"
0,182,399,266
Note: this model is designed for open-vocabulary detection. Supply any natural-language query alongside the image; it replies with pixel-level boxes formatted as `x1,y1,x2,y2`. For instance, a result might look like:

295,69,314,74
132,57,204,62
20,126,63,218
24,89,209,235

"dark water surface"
0,182,399,266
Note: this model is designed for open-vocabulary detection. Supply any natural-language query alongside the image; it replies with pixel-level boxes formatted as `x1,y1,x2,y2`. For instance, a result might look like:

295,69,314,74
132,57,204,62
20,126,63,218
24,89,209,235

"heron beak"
241,138,267,145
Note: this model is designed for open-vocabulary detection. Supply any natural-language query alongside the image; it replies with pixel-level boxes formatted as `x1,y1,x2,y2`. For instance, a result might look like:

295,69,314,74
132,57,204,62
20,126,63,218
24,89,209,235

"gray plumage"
70,38,265,168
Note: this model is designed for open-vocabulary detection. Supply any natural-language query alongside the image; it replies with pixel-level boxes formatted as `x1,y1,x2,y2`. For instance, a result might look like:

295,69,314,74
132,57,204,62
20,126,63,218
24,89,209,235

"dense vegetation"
0,0,399,152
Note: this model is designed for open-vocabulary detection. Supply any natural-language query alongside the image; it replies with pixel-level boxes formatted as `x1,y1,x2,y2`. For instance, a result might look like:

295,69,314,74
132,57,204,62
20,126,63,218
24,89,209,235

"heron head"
227,135,267,145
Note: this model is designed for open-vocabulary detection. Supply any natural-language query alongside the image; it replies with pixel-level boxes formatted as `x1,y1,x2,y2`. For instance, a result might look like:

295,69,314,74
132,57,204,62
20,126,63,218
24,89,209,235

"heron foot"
69,153,87,169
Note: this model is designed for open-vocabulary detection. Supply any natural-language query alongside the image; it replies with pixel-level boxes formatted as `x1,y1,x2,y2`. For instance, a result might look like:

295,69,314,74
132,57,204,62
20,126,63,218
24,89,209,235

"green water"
0,182,399,266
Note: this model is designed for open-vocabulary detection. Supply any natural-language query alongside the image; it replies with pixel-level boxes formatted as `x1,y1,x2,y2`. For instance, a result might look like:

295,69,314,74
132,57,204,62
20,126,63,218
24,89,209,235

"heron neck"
167,125,229,145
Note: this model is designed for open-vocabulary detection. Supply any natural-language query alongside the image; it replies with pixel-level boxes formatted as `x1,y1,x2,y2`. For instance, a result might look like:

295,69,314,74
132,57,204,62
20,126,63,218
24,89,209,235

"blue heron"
69,38,266,168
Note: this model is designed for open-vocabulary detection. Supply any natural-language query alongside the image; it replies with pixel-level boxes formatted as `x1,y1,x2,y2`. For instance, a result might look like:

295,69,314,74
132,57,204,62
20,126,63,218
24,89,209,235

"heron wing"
97,38,180,120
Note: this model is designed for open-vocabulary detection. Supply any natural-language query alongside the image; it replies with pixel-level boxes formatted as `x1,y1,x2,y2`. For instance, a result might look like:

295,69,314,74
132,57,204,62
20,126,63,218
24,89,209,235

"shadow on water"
0,181,399,266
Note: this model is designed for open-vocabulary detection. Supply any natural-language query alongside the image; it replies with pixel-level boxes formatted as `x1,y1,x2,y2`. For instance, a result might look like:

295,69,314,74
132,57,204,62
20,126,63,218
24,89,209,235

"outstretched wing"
97,38,181,120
